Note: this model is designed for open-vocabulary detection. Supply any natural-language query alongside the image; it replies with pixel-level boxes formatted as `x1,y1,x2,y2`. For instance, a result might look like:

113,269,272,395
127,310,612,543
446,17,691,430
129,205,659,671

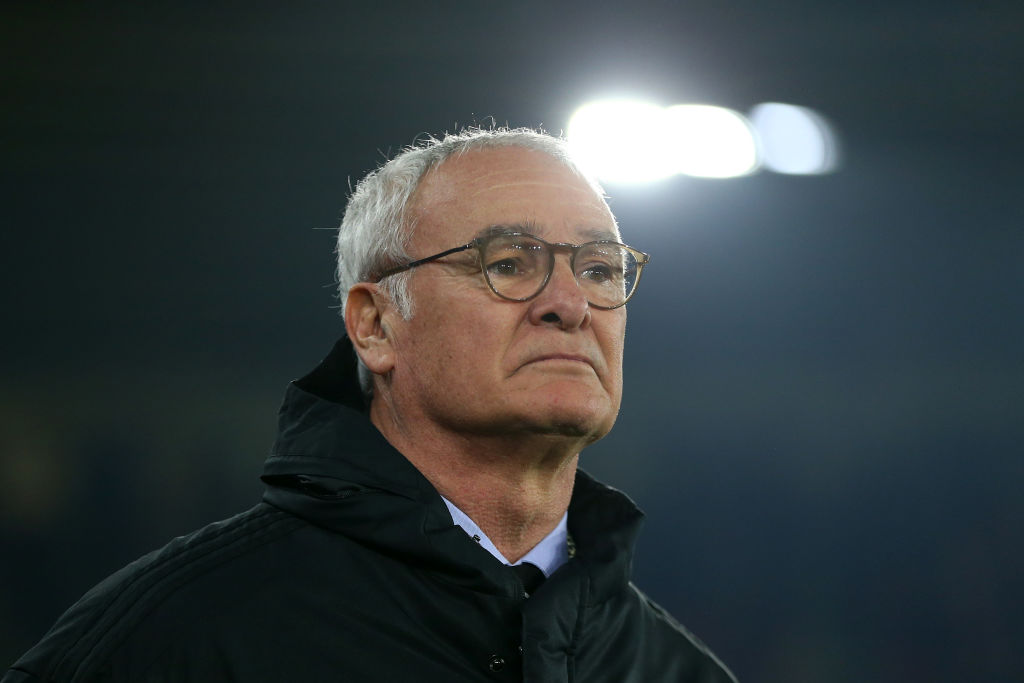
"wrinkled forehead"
408,147,620,247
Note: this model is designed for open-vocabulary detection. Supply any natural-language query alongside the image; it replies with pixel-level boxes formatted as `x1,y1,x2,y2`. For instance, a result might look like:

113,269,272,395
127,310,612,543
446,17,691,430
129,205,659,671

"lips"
529,354,591,365
519,353,598,373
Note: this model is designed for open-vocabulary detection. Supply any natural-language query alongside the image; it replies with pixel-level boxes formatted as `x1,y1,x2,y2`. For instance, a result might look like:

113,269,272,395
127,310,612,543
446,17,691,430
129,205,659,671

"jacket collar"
261,336,645,604
264,335,438,502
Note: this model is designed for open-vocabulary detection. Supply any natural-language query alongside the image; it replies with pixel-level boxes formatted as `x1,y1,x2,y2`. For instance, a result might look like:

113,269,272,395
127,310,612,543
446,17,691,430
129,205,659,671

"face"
380,146,627,444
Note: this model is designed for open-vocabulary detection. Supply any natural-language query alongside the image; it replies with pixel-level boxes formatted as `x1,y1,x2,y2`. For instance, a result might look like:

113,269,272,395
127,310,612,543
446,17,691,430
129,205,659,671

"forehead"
408,147,619,246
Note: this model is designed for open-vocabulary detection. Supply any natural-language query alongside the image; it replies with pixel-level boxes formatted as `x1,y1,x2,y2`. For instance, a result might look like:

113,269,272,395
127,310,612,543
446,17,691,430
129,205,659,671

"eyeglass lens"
481,234,640,308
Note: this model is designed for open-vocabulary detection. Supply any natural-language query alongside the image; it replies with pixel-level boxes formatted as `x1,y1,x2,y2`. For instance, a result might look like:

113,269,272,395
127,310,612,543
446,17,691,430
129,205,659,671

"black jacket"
5,337,736,682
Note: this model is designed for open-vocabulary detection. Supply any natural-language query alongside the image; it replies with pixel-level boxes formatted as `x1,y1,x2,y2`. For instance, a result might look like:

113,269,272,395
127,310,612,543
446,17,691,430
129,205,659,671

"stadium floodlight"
568,100,759,183
663,104,759,178
749,102,839,175
567,100,680,184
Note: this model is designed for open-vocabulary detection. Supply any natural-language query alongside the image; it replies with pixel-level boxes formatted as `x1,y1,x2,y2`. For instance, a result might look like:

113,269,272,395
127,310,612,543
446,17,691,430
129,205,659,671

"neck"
370,398,580,563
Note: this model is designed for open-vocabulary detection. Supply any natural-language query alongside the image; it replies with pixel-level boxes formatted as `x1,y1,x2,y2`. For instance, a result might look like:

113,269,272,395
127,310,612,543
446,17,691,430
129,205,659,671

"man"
5,128,735,682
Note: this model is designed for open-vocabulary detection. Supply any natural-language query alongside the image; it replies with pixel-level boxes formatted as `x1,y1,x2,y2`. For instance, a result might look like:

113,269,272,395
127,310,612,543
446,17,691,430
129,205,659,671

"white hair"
335,126,607,395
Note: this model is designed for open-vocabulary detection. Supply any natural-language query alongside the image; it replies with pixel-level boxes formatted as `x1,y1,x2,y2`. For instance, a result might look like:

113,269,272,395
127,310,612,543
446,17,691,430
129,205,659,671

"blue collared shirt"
441,496,569,577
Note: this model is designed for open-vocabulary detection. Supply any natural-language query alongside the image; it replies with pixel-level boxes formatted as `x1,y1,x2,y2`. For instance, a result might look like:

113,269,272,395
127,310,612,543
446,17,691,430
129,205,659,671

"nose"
526,257,591,330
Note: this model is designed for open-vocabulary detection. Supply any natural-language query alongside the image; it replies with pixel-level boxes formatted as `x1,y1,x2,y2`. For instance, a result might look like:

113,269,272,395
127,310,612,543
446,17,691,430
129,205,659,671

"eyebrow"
577,226,620,242
472,223,621,243
472,223,534,241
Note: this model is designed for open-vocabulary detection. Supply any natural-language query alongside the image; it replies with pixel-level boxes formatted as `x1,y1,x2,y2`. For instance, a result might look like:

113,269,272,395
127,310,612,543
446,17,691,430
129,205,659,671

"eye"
486,257,528,277
579,261,621,284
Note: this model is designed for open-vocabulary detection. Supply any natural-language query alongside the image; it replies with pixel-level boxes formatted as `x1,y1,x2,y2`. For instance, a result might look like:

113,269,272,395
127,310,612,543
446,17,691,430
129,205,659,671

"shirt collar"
440,496,569,577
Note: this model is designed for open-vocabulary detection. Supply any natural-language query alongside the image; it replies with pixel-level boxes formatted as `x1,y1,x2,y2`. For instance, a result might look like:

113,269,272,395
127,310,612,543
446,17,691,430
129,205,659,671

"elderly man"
5,129,735,682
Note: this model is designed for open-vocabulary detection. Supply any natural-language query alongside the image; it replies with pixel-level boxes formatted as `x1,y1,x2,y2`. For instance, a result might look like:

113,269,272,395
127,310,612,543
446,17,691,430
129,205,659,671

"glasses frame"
373,232,651,310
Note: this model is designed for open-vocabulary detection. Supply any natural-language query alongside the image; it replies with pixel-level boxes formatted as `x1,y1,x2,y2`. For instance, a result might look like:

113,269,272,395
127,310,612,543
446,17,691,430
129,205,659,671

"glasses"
374,232,650,310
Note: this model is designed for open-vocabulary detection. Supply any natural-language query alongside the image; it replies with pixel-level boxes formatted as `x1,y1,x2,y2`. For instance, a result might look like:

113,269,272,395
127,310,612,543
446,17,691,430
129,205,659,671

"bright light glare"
663,105,758,178
568,100,758,183
568,98,839,183
749,102,839,174
567,100,678,184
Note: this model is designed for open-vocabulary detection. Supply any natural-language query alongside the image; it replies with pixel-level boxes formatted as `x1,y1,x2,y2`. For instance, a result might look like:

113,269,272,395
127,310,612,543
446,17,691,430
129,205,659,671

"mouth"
521,354,596,371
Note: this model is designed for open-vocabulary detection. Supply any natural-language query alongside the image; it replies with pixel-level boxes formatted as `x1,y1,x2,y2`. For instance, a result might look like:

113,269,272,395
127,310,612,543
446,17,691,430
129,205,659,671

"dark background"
2,2,1022,681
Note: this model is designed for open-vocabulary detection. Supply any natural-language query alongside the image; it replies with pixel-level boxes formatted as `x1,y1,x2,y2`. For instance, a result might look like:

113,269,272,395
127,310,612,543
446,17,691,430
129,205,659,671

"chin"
537,419,612,441
525,392,619,441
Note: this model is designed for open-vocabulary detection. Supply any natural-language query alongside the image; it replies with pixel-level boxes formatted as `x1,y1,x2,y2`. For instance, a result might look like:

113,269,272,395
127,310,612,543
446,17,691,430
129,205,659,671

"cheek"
410,306,507,383
599,316,627,365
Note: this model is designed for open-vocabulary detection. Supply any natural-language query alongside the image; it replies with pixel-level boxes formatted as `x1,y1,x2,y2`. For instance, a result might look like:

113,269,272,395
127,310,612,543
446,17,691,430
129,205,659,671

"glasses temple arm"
373,242,477,282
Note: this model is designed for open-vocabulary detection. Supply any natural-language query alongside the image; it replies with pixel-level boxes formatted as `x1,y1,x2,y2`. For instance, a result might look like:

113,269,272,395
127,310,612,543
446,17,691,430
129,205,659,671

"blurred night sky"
2,2,1022,681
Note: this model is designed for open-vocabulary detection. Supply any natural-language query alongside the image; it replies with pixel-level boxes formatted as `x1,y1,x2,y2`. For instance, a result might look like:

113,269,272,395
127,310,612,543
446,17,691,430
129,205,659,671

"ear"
344,283,397,376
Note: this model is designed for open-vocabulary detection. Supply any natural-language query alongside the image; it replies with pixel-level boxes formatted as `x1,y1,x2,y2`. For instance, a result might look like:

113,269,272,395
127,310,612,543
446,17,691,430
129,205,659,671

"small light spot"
749,102,840,175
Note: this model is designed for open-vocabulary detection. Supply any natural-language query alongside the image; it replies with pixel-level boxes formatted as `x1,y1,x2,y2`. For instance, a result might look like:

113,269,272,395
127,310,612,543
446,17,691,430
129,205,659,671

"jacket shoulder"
575,581,737,683
627,583,738,682
5,504,303,683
